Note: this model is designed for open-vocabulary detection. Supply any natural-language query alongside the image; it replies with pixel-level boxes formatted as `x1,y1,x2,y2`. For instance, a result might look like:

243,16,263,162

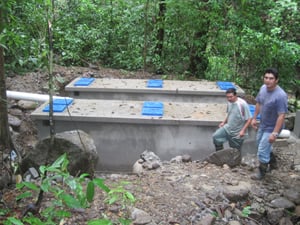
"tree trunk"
154,0,166,73
0,5,12,152
0,46,12,152
188,30,208,79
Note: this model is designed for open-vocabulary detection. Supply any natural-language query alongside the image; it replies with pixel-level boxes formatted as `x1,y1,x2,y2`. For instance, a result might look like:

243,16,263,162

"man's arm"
251,103,260,130
269,113,286,142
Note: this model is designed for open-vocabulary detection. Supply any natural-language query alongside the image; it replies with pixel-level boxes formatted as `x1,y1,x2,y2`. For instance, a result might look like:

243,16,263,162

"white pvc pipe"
6,90,70,102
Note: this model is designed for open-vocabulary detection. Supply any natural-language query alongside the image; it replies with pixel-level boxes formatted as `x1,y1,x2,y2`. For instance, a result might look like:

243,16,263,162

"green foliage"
106,181,136,209
242,206,251,217
2,0,300,96
2,153,134,224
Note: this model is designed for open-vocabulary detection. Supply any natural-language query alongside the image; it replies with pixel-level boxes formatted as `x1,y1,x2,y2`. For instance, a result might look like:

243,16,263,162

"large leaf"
59,193,82,209
93,178,110,193
86,181,95,203
87,219,112,225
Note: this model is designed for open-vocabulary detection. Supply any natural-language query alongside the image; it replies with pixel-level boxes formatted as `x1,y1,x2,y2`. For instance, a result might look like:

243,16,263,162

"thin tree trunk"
154,0,166,73
142,0,150,71
0,7,13,153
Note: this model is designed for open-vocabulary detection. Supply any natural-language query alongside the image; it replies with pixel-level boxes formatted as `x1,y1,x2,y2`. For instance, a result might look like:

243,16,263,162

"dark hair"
226,88,237,95
265,68,278,80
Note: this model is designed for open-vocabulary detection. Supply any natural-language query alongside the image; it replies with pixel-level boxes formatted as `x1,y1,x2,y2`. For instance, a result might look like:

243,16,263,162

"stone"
270,197,295,210
182,154,192,162
284,188,300,204
17,100,39,110
267,208,284,225
131,207,153,225
132,159,144,176
222,181,251,202
20,130,98,177
205,148,241,168
8,114,22,128
198,214,215,225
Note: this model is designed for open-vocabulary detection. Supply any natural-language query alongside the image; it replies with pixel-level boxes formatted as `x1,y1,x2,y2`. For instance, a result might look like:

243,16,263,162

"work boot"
269,152,277,170
251,162,268,180
215,145,224,151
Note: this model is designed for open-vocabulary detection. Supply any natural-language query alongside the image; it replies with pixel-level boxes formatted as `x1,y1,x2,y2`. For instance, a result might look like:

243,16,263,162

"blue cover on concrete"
147,79,163,88
43,98,73,112
142,107,164,116
143,101,164,108
53,98,73,105
249,104,260,120
74,77,95,86
43,104,67,112
216,81,236,90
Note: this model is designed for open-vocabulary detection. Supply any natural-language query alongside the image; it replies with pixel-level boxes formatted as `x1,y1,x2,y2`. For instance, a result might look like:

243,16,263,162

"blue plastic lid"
216,81,236,90
53,98,73,105
248,104,260,120
74,77,95,86
142,107,164,116
43,104,67,112
147,79,163,88
143,101,164,108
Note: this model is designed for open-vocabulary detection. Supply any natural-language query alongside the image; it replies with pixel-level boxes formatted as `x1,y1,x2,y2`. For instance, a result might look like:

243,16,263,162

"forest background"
1,0,299,94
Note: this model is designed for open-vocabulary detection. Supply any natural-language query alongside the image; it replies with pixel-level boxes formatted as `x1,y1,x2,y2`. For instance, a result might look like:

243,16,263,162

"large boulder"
20,130,98,177
205,148,241,168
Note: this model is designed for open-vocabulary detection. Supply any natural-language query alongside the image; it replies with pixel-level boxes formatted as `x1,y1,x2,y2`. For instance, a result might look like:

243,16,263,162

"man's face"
226,93,237,103
264,73,278,90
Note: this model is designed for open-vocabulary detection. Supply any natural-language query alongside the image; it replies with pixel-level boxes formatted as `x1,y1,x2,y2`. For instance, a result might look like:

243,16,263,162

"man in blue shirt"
251,68,288,180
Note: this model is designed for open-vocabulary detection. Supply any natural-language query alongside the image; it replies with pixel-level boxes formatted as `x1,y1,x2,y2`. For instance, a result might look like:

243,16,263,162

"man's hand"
251,119,258,130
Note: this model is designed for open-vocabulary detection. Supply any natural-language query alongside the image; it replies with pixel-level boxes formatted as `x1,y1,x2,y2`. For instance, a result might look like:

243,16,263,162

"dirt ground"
2,65,300,225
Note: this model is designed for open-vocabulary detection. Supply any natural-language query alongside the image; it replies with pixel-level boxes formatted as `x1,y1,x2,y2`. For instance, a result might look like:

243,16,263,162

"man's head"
264,68,278,90
226,88,237,103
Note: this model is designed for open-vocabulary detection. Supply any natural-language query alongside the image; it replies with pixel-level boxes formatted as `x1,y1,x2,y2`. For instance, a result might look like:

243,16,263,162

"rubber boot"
269,152,277,170
215,144,224,151
251,162,268,180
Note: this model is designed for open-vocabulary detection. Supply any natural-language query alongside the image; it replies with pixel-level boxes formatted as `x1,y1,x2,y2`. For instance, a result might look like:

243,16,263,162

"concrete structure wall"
34,119,256,172
31,98,257,172
294,110,300,138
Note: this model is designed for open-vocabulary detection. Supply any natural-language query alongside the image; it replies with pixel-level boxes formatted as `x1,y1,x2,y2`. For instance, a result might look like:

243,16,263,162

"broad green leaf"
6,217,24,225
16,191,32,201
50,153,67,169
22,181,39,191
87,219,112,225
86,181,95,203
93,178,110,193
124,191,135,203
59,193,82,209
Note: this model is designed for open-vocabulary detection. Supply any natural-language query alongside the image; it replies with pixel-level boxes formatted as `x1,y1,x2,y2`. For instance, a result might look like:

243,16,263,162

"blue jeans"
213,127,244,150
256,128,272,163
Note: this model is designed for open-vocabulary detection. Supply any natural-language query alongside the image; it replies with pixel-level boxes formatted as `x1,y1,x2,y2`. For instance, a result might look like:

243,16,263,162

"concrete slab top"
65,78,244,95
31,99,227,125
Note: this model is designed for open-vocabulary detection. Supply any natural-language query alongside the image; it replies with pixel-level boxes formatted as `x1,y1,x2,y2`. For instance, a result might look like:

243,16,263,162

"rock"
20,130,98,177
279,217,294,225
198,214,216,225
182,154,192,162
267,208,284,225
222,181,251,202
8,114,22,128
131,207,153,225
284,188,300,204
17,100,39,110
139,150,161,170
270,197,295,210
205,148,241,168
132,159,144,176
